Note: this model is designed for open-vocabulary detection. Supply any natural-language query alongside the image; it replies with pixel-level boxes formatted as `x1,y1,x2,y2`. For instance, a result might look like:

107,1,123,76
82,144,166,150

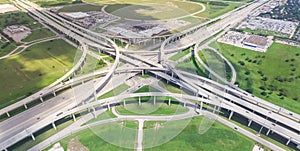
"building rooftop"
64,12,90,19
244,35,268,47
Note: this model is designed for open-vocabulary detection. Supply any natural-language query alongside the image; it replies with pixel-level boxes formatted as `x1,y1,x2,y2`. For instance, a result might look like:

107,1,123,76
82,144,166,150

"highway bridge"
1,0,300,150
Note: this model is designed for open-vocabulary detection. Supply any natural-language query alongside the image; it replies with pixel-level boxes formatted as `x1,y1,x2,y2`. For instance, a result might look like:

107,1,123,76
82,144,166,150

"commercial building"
218,31,273,52
243,35,269,49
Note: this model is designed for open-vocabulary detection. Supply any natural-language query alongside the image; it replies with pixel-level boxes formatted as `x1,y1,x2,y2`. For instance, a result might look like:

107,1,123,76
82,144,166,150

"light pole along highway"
0,0,300,150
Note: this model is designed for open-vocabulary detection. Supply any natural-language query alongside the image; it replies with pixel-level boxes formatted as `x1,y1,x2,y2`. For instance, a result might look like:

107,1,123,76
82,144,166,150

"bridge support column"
31,133,35,141
6,112,10,117
229,111,234,120
200,101,203,111
94,90,97,101
259,126,263,134
72,114,76,121
248,119,252,127
266,128,271,136
24,104,27,109
171,72,174,78
168,97,171,106
153,96,156,105
52,122,57,130
40,96,43,102
183,101,186,107
92,107,96,118
286,138,291,145
107,103,111,111
123,99,126,107
52,91,56,97
138,97,141,106
213,105,216,114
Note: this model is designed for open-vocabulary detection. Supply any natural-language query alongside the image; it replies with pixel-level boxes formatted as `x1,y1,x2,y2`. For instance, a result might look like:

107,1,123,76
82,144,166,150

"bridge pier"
183,101,186,107
31,133,35,141
93,91,97,101
200,101,203,111
153,96,156,105
6,112,10,117
286,138,291,145
259,126,264,134
141,70,144,76
168,97,171,106
72,114,76,121
138,97,141,106
52,91,56,97
107,103,111,111
123,99,126,107
229,111,234,120
213,105,216,113
266,128,271,136
248,119,252,127
52,122,57,130
40,96,44,102
24,104,27,109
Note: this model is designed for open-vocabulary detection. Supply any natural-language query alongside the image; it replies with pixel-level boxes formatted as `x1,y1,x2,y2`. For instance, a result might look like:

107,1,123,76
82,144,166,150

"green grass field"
169,47,191,61
76,54,107,76
143,117,255,151
87,0,203,20
98,83,130,99
214,42,300,114
158,80,186,94
45,121,137,151
0,0,9,4
0,39,78,108
192,0,243,19
176,56,209,78
32,0,82,7
0,12,40,30
58,3,103,12
22,28,55,42
116,97,188,115
0,41,17,57
135,85,160,93
198,48,230,82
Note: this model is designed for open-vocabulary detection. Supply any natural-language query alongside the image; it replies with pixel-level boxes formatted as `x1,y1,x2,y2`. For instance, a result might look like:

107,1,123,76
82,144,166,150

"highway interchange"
1,0,300,150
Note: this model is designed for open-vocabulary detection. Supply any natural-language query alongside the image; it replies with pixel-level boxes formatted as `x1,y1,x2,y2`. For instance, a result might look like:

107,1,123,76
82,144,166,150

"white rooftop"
64,12,90,19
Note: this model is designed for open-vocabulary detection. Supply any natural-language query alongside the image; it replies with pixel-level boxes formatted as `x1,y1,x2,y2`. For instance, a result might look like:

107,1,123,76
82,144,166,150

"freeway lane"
0,77,104,143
